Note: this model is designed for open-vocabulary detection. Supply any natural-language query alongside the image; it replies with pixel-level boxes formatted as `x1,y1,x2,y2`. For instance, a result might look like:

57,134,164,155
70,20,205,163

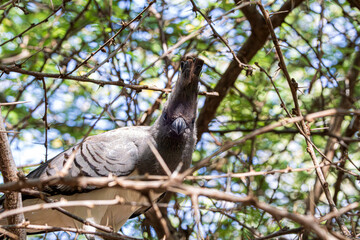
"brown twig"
135,3,250,80
257,2,351,236
66,0,156,76
0,175,353,239
40,78,49,161
0,106,26,239
183,108,360,178
84,11,149,77
0,197,124,220
147,139,172,177
2,223,137,240
0,226,19,240
148,191,171,239
189,0,250,71
0,64,218,96
254,227,303,240
0,101,31,106
30,191,116,233
0,6,63,47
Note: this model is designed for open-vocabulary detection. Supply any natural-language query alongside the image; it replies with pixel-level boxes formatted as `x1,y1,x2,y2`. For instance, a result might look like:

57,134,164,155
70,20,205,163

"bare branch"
0,107,26,239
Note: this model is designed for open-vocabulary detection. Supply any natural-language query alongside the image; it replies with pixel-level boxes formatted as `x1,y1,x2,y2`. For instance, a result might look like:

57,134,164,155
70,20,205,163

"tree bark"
0,106,26,239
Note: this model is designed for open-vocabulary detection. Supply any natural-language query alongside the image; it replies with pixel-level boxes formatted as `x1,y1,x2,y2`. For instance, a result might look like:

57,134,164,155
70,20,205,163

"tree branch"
196,0,305,139
0,106,26,239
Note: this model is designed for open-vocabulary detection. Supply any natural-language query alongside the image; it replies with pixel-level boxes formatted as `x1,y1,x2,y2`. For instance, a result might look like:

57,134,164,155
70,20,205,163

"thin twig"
147,139,172,177
85,12,148,77
0,64,218,96
0,227,19,240
0,101,30,106
0,197,124,221
2,223,137,240
0,6,63,47
66,0,156,76
182,108,360,178
257,2,351,236
189,0,250,70
40,78,48,161
148,191,171,238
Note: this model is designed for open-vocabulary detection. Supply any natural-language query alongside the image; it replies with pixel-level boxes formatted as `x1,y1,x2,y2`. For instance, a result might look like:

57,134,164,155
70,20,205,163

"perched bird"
0,57,204,236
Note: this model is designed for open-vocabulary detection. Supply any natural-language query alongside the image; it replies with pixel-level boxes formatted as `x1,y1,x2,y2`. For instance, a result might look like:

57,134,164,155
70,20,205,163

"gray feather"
2,57,204,233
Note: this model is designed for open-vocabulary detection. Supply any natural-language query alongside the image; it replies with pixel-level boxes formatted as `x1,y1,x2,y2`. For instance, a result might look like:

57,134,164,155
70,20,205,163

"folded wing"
26,126,152,195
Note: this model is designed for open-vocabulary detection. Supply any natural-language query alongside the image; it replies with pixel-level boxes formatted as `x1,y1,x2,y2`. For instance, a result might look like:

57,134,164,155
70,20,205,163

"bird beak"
180,57,204,86
171,117,187,135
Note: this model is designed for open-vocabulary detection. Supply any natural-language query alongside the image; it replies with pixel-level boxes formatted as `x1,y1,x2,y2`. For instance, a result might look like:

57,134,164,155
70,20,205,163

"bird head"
160,57,204,137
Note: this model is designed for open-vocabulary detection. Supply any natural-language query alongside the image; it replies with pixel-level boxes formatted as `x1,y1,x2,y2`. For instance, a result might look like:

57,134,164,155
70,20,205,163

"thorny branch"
0,108,358,239
3,223,137,240
0,175,350,240
66,0,156,76
0,65,218,96
1,0,360,239
257,2,351,237
189,0,251,72
0,5,63,47
0,104,26,239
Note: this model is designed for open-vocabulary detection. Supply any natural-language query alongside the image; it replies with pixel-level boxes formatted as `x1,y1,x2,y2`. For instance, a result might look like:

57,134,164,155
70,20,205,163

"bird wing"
26,126,152,195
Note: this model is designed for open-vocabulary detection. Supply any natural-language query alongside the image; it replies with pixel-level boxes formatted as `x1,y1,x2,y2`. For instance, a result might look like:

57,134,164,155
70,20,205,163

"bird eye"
163,112,168,121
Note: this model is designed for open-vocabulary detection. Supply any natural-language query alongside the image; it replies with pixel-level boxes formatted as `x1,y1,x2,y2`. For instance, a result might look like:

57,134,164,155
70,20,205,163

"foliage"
0,0,360,239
